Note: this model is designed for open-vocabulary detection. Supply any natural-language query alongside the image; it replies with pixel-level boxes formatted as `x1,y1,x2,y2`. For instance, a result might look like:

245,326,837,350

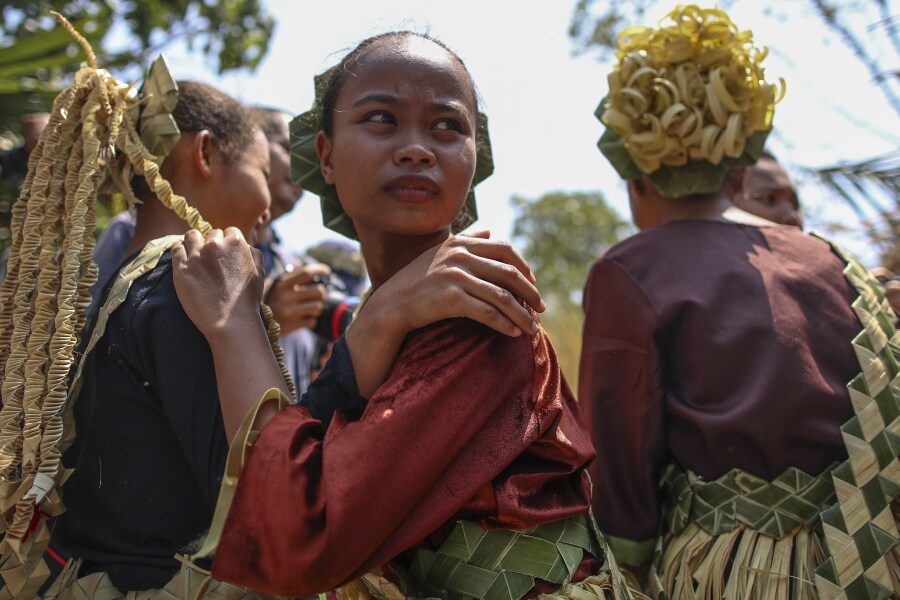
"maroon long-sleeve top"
212,315,595,596
579,220,861,562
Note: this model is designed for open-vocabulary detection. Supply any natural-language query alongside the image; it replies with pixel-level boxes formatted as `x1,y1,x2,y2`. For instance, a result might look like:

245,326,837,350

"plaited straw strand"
7,82,99,544
37,83,105,485
118,110,211,235
0,14,297,594
0,85,87,485
261,303,297,402
49,11,95,70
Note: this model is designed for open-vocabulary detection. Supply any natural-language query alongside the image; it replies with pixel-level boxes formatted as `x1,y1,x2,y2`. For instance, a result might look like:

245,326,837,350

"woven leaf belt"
405,514,602,600
660,464,838,540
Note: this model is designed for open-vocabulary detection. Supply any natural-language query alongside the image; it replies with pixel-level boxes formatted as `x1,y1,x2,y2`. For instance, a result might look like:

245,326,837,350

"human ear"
190,130,215,180
316,131,335,185
627,179,646,201
627,179,655,230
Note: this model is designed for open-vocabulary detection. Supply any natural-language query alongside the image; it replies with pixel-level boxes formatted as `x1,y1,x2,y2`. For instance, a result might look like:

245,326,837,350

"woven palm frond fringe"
336,515,645,600
650,521,825,600
651,465,836,599
42,555,282,600
812,241,900,600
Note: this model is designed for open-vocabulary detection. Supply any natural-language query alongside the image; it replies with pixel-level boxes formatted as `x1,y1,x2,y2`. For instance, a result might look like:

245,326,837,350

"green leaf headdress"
290,68,494,240
595,4,783,198
100,54,181,201
135,54,181,166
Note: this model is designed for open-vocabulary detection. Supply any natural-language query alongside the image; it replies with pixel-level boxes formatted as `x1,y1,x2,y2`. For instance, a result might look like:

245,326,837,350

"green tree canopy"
511,191,630,306
0,0,274,137
0,1,275,249
2,0,274,75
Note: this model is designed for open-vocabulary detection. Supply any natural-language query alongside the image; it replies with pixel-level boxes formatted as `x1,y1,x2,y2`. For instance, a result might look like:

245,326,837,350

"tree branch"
810,0,900,115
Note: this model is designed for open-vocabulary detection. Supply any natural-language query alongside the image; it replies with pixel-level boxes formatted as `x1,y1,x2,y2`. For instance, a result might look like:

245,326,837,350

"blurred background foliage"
511,191,629,384
1,0,274,138
0,0,274,242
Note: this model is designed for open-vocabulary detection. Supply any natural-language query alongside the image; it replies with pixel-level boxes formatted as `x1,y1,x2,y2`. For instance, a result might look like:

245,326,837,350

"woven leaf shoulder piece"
809,236,900,600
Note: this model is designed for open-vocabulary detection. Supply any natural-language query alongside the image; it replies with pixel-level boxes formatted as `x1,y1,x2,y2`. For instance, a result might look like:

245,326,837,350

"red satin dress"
211,315,596,597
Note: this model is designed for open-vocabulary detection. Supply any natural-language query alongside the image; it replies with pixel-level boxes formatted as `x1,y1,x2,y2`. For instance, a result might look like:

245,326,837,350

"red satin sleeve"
211,315,594,596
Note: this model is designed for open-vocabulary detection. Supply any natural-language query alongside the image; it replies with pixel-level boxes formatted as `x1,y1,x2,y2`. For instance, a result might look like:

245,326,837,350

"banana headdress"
597,4,784,197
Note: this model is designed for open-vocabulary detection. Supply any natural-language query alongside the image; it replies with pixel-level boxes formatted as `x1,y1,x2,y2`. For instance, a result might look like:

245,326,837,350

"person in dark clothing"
733,150,803,228
50,80,273,593
582,5,899,598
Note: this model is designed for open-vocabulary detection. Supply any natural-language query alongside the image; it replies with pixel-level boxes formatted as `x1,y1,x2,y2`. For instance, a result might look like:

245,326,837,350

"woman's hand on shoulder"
368,231,545,338
171,228,265,340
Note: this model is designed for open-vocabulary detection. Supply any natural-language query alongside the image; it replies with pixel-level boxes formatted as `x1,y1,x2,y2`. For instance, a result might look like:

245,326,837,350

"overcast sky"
156,1,898,267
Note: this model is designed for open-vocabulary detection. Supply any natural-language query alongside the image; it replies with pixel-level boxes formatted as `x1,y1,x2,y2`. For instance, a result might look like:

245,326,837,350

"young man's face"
266,117,304,222
738,159,802,228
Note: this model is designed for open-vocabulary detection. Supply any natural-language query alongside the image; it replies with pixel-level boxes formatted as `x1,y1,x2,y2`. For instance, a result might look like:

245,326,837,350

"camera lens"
311,274,359,340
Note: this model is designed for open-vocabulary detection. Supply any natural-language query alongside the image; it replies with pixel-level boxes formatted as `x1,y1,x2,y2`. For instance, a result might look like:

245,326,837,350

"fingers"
170,240,186,265
450,271,540,337
222,226,245,243
250,247,265,279
179,228,205,257
171,229,203,272
174,228,262,289
449,236,538,285
453,252,545,314
266,268,328,334
268,272,328,304
274,299,325,332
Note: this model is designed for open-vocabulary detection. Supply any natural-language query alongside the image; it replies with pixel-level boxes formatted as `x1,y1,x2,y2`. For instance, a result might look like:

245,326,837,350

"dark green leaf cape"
595,97,769,198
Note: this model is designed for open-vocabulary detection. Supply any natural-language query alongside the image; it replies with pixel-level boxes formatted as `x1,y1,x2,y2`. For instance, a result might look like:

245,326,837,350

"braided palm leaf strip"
812,242,900,600
0,84,87,479
0,13,295,597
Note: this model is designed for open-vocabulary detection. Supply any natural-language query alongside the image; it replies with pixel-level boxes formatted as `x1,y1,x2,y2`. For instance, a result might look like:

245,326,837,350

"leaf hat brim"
289,69,494,241
595,97,770,198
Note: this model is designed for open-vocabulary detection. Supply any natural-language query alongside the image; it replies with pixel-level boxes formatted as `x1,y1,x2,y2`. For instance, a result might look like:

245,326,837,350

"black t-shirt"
51,249,365,591
52,252,229,590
